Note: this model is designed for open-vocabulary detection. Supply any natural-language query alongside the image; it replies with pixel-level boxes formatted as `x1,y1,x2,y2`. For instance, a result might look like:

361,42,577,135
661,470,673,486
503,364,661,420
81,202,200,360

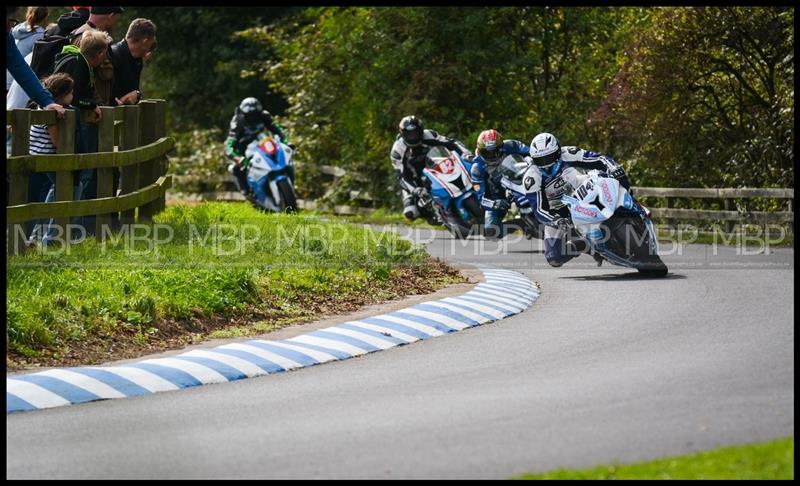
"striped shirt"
29,122,56,155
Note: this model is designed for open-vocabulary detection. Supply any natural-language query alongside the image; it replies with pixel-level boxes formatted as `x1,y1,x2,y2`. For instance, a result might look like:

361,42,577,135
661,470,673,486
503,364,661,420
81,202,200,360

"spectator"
110,18,157,106
6,7,64,118
71,6,123,107
53,28,112,238
6,6,48,91
26,72,75,246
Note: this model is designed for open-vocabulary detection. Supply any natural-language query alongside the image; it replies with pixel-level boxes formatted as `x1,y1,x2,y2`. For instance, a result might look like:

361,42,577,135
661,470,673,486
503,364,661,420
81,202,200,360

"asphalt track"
6,229,794,479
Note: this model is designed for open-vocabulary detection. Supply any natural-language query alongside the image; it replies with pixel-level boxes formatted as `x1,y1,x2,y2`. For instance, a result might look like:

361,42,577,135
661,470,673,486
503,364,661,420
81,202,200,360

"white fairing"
245,133,294,204
562,171,660,261
423,150,473,198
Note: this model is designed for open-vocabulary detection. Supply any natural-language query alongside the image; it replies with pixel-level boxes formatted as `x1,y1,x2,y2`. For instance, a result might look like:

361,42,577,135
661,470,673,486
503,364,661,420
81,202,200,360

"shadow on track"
559,272,686,281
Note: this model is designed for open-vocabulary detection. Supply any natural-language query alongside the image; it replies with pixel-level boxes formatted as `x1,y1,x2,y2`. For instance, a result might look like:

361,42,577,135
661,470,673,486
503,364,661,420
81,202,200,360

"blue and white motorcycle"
561,170,668,276
244,133,297,213
421,146,484,239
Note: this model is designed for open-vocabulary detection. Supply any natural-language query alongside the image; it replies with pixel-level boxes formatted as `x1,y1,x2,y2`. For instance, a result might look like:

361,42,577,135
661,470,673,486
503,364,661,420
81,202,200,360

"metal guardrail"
6,100,173,254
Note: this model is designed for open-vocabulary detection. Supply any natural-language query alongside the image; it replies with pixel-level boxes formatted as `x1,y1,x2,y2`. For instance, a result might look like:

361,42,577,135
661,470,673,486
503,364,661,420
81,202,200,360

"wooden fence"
630,187,794,230
170,171,794,226
6,100,173,255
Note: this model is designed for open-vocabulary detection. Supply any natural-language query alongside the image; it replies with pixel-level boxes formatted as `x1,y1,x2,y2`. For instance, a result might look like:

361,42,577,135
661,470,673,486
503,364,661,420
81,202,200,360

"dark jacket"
54,45,96,111
224,111,287,159
109,39,143,105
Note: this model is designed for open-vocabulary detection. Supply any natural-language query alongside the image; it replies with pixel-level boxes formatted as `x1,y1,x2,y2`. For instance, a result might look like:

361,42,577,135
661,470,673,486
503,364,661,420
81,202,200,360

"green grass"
514,437,794,480
336,208,441,229
7,202,459,364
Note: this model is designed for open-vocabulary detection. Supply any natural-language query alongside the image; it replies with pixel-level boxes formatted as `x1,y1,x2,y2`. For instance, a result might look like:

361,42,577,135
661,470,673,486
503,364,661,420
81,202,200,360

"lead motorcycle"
421,146,484,239
561,170,668,277
244,133,297,213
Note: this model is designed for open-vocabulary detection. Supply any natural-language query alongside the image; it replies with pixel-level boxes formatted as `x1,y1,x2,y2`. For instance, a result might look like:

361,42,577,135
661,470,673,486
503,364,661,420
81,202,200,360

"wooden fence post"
722,198,736,234
153,99,167,214
7,109,31,255
664,196,674,230
119,105,140,224
95,106,115,239
137,100,158,221
52,109,77,247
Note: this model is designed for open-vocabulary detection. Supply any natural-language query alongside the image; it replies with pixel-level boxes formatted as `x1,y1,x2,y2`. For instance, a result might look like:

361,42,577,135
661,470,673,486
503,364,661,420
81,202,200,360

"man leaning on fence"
53,28,112,237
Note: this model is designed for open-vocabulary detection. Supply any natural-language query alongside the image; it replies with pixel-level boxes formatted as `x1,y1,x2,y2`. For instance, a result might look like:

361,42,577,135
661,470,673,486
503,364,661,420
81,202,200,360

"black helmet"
399,115,424,147
239,97,262,126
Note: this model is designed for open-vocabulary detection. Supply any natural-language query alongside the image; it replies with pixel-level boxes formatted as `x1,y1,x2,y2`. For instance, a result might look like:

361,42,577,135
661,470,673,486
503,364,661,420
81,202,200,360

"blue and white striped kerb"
7,267,538,413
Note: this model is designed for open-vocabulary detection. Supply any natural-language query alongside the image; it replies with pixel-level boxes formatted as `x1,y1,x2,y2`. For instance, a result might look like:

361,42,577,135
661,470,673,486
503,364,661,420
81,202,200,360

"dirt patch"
6,259,467,373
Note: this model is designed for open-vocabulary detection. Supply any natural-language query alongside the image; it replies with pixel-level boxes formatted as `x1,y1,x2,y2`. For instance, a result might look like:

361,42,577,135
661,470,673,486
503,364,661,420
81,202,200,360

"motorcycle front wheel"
277,178,298,213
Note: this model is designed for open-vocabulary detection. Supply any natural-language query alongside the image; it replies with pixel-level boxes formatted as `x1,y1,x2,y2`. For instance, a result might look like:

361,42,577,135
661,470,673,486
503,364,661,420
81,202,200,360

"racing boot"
403,194,420,220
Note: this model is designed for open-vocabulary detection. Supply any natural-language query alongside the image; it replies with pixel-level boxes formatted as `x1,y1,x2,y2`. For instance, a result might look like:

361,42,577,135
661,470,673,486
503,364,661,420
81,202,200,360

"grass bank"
513,437,794,480
6,202,463,370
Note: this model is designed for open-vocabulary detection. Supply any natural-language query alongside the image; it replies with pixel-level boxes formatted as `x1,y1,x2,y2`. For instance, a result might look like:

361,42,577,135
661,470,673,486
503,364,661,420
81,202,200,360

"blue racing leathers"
470,140,530,239
522,146,629,266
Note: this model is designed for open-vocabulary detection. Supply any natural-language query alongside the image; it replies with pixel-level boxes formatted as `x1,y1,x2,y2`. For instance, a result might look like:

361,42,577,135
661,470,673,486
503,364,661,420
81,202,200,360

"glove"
461,152,475,163
412,187,427,198
608,166,626,180
552,217,571,232
481,197,510,212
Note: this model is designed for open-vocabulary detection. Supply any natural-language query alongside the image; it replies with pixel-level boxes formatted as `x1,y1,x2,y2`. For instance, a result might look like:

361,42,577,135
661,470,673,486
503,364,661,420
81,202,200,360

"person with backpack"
6,6,48,91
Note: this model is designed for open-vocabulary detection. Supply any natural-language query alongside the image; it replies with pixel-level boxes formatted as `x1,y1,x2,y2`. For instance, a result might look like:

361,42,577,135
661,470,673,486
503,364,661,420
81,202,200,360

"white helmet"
529,133,562,173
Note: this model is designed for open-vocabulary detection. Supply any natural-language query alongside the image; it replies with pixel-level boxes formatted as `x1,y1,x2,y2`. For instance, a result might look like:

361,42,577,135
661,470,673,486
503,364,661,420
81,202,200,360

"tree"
596,7,794,188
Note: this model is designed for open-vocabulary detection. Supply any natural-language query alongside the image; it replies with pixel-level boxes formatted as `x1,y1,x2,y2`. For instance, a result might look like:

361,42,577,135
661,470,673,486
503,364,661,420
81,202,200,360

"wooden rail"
630,186,794,229
169,171,794,226
6,100,173,254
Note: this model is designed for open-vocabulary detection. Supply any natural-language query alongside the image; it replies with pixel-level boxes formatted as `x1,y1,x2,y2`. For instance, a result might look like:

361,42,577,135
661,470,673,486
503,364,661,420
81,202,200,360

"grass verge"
513,437,794,480
7,202,464,370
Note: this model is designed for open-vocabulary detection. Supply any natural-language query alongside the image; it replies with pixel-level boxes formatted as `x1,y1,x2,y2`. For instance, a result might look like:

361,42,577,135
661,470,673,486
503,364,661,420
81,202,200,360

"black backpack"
30,10,87,80
30,34,79,80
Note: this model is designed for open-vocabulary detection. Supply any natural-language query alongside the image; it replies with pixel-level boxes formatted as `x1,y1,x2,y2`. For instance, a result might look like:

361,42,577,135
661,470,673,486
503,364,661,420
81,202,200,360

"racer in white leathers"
390,115,472,220
522,132,633,267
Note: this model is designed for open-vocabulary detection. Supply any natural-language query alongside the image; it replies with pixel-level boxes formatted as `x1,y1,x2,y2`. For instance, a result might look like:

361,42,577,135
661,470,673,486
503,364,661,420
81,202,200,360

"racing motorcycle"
421,146,484,239
497,154,545,240
243,133,297,213
561,170,668,277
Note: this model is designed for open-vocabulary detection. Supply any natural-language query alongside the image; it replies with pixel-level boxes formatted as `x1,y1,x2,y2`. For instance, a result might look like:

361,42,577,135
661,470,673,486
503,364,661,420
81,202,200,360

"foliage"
231,6,792,206
595,7,794,188
102,6,302,131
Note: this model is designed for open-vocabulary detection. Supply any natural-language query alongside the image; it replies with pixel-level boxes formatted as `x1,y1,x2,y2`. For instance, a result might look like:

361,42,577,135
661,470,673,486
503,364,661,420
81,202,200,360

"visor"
480,145,500,163
532,150,561,168
243,111,260,125
403,130,422,146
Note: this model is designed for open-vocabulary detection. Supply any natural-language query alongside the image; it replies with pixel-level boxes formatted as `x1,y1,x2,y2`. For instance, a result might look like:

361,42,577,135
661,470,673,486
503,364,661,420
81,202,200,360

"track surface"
6,230,794,479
